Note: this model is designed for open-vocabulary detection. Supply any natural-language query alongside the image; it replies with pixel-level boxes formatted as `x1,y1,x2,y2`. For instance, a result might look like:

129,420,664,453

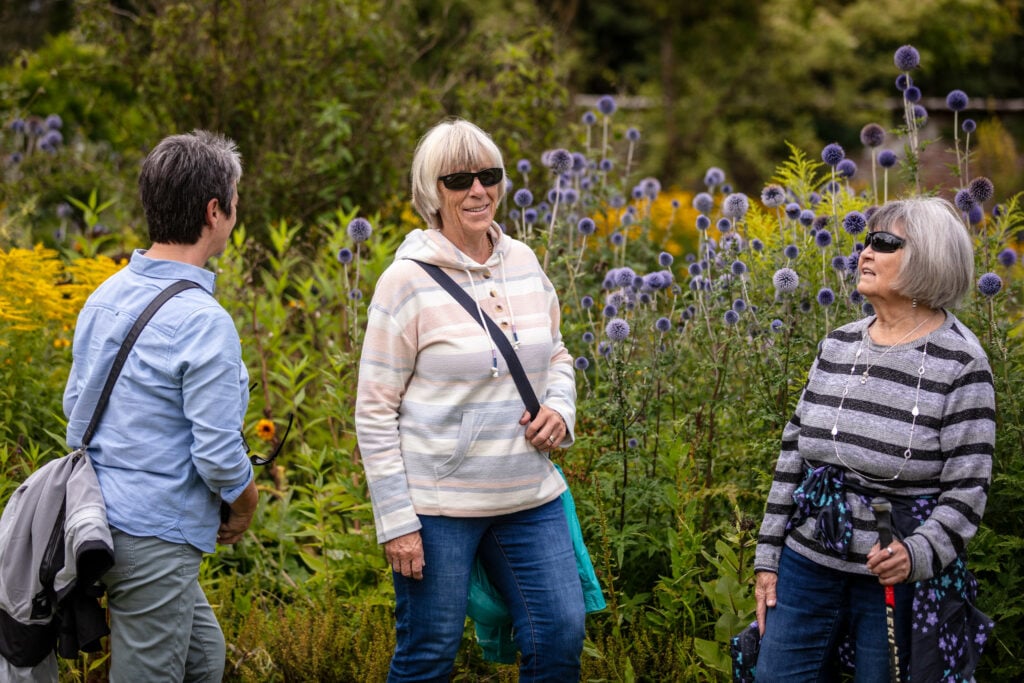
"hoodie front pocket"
433,409,506,479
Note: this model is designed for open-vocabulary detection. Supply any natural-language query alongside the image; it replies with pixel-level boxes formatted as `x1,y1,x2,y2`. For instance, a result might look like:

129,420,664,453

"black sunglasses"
864,231,906,253
438,167,504,191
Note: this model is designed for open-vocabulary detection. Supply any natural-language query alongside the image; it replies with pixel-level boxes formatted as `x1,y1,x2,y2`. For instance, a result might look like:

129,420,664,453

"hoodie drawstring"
496,252,520,350
464,268,501,377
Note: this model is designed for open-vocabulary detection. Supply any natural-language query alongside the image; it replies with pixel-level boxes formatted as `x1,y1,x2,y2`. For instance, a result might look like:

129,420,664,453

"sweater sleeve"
902,355,995,582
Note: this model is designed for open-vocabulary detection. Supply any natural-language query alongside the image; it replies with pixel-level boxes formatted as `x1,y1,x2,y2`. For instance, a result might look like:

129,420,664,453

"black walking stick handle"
872,498,894,548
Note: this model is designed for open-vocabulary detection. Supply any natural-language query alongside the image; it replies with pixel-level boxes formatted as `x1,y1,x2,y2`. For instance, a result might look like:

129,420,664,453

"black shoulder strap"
411,260,540,420
79,279,202,447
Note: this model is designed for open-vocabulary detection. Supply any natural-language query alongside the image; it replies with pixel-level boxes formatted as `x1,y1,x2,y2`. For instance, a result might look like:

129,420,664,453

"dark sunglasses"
864,231,906,253
438,167,504,191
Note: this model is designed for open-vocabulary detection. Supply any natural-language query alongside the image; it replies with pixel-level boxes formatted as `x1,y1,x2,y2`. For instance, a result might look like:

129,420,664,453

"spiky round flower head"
848,252,861,272
607,232,624,248
641,177,661,199
968,176,994,204
842,211,866,236
809,192,822,206
347,217,372,243
631,185,645,200
836,159,857,179
998,248,1017,268
582,111,597,126
9,118,26,133
603,304,617,318
621,213,635,227
815,230,833,249
523,208,538,224
773,267,799,293
605,317,630,341
349,289,363,300
962,119,976,134
562,189,579,206
570,153,586,174
876,150,899,171
626,127,641,142
627,438,639,449
894,45,920,71
817,287,835,307
751,238,764,252
516,159,532,175
895,74,912,91
716,217,732,233
336,247,353,264
723,193,750,219
821,143,845,167
850,289,864,305
509,209,520,221
904,86,922,103
513,188,533,208
770,319,784,333
862,302,875,316
8,152,22,164
577,217,596,236
784,202,801,220
954,189,976,213
38,129,63,152
659,251,674,267
581,295,594,309
582,331,595,344
913,105,928,125
799,210,815,227
693,192,714,214
968,204,984,225
831,255,849,271
821,180,841,195
688,262,702,277
860,123,885,148
574,356,590,371
56,201,73,219
722,310,739,325
733,298,747,312
731,259,747,275
696,215,711,231
546,149,573,174
596,95,617,116
945,89,969,112
44,113,62,130
655,317,672,333
761,184,786,208
703,167,726,188
977,272,1002,296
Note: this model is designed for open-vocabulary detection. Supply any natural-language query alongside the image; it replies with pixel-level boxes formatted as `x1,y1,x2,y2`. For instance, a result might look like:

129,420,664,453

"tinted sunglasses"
438,167,504,190
864,231,906,253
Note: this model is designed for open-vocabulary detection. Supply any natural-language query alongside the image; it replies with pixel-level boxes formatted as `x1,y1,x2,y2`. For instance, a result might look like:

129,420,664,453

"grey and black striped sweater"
755,312,995,582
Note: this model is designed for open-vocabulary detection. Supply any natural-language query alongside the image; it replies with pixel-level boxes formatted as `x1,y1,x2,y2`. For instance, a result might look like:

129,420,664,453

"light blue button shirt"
64,249,252,553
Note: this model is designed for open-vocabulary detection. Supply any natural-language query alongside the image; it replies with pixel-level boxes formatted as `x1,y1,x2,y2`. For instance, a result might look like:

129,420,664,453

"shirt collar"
129,248,217,294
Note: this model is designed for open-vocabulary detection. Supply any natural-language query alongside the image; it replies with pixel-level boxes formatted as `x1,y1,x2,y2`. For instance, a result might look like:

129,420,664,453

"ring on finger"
886,546,894,556
547,435,555,444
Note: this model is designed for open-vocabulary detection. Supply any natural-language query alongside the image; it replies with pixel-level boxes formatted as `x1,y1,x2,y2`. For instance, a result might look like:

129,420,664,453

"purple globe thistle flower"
798,210,815,227
993,204,1004,218
751,238,764,252
523,208,538,224
954,189,976,213
860,123,885,148
603,304,617,318
574,356,590,371
347,217,373,243
831,255,848,271
27,117,45,136
784,202,801,220
516,159,531,174
968,177,994,204
821,180,842,195
693,192,714,214
770,319,784,333
703,167,726,188
962,119,976,134
626,127,641,142
631,185,645,200
733,298,747,312
696,215,711,231
598,159,614,174
337,247,354,264
722,183,734,194
895,74,912,91
582,331,595,343
605,317,630,341
761,184,786,208
513,188,533,208
913,105,928,125
627,438,639,449
723,192,750,219
815,230,833,249
842,211,867,235
864,206,879,221
977,272,1002,296
809,192,822,206
784,244,799,259
773,267,799,293
904,86,922,103
998,248,1017,267
716,217,732,233
56,201,73,219
8,152,22,164
850,289,864,305
863,302,875,316
562,188,579,205
722,309,739,325
655,317,672,333
9,118,26,133
581,295,594,308
821,143,845,167
817,287,835,306
731,259,747,275
44,114,62,130
547,149,573,174
659,251,674,267
848,252,861,272
571,152,587,174
615,267,636,288
641,177,661,199
836,159,857,179
577,217,596,236
878,150,898,168
598,341,612,356
38,129,63,152
688,262,703,277
968,204,984,225
509,208,520,221
582,111,597,126
621,213,635,227
894,45,920,71
946,90,969,112
349,289,363,301
596,96,617,116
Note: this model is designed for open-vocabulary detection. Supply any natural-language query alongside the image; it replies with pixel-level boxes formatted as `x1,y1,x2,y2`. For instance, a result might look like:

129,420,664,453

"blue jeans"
756,546,912,682
104,530,225,683
387,498,586,683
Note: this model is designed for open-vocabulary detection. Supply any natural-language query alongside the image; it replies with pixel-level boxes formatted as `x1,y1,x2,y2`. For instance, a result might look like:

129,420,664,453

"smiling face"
436,167,499,245
857,221,906,302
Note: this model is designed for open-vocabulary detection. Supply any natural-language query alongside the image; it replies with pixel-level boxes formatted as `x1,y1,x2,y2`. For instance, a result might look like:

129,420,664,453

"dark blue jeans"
756,545,913,682
387,498,586,683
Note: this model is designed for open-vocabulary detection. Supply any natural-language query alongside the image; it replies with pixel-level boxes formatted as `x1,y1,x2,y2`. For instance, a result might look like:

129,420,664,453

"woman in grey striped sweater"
753,197,995,681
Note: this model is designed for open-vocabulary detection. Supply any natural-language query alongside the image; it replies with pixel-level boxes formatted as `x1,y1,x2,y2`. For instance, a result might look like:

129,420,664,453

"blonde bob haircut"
410,118,506,231
867,196,974,310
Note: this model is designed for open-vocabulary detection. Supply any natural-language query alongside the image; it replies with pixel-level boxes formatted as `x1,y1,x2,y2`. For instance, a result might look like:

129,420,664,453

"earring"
911,298,917,308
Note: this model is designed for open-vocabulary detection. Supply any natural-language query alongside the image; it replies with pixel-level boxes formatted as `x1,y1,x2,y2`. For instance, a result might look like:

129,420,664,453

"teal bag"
466,464,606,663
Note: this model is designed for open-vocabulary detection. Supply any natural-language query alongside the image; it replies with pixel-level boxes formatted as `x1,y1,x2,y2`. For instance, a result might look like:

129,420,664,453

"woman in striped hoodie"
753,197,995,681
355,119,583,682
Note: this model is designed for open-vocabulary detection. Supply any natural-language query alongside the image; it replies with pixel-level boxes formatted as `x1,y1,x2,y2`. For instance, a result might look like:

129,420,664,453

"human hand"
520,406,567,452
866,539,910,585
385,531,425,580
217,508,254,545
754,571,777,637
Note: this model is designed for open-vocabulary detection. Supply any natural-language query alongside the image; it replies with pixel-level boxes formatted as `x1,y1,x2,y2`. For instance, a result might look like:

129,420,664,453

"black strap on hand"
411,260,540,420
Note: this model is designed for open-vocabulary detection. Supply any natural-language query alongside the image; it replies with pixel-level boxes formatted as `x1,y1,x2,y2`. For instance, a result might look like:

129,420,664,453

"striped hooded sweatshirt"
355,224,576,544
755,312,995,582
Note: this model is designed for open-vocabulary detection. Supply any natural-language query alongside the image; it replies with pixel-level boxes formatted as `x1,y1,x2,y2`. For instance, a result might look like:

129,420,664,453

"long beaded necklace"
830,329,931,482
857,315,932,384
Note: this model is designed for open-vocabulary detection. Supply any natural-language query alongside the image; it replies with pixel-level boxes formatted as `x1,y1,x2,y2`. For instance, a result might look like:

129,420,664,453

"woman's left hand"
866,539,911,585
521,406,567,452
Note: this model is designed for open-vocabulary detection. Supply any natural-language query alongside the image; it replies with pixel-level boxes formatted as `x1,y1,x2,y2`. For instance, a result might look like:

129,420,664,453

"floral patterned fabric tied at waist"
786,463,863,558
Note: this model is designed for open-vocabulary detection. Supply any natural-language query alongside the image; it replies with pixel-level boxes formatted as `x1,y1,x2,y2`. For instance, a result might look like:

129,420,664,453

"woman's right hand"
384,531,425,580
754,570,777,636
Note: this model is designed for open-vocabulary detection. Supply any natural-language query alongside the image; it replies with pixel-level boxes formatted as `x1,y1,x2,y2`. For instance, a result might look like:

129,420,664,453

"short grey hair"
140,130,242,245
410,119,505,230
867,196,974,309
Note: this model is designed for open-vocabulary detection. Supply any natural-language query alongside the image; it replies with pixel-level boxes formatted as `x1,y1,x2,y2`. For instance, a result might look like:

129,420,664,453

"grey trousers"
104,530,225,682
